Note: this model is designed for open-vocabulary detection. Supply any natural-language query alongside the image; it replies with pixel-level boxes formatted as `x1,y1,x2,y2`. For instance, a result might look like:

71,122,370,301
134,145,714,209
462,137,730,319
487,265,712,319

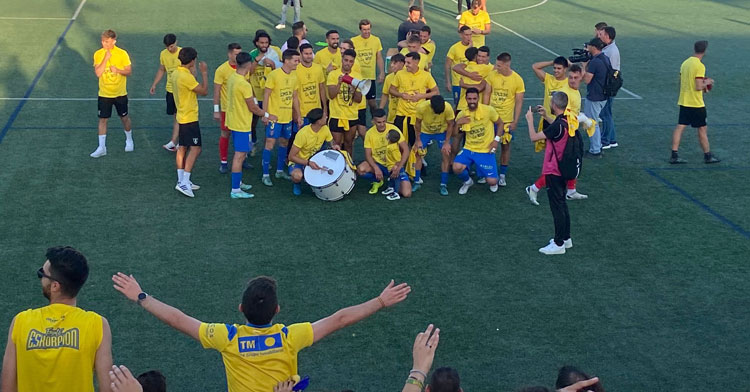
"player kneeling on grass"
358,109,412,199
288,109,340,196
112,272,410,392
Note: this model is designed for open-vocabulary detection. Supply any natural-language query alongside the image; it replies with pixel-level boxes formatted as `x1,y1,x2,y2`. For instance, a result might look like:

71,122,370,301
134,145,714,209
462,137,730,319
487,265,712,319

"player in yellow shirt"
90,30,133,158
171,47,209,198
532,56,569,131
451,88,504,194
212,43,245,174
414,96,455,195
314,30,341,75
419,26,437,68
458,0,491,48
295,43,327,124
389,52,439,147
380,54,405,124
327,49,364,159
289,108,342,195
339,39,368,138
445,26,473,105
249,31,282,156
483,52,525,187
351,20,385,116
149,33,181,152
670,40,719,164
112,270,411,392
1,246,113,392
357,109,412,198
400,35,430,72
453,46,493,112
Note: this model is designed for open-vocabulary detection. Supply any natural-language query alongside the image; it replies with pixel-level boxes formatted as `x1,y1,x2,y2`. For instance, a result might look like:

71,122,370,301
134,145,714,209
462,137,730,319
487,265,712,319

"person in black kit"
397,6,426,48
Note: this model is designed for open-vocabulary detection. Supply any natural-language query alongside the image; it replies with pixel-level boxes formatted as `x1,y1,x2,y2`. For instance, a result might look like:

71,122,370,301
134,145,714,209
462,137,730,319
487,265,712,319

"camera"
568,45,591,63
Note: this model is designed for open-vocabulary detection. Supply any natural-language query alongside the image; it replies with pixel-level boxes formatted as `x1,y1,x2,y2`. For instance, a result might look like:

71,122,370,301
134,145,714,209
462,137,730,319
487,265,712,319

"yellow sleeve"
199,322,231,350
241,82,254,100
265,71,277,90
516,74,526,93
376,37,383,52
121,50,132,67
415,102,425,120
316,67,326,84
390,72,401,89
213,66,225,85
186,75,199,91
397,128,406,143
286,322,313,352
292,131,307,149
382,76,390,94
363,132,373,149
459,13,468,26
489,106,500,123
93,51,103,67
481,12,491,24
696,62,706,78
324,128,333,142
426,74,437,90
326,71,338,86
444,103,456,120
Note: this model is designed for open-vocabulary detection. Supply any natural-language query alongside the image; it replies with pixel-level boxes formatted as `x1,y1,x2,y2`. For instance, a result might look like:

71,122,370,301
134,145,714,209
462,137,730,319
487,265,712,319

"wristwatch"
137,292,149,306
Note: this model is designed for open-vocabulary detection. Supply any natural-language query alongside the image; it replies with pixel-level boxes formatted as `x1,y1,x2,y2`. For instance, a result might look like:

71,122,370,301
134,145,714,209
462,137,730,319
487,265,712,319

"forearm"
444,59,453,85
513,97,523,123
151,68,165,87
379,95,389,109
377,54,385,78
353,91,363,103
290,153,307,165
119,67,133,77
140,296,198,335
198,73,209,96
213,84,222,105
1,358,17,392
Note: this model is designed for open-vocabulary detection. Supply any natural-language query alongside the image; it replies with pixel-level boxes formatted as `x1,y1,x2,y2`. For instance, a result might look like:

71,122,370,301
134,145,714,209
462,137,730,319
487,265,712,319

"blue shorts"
292,117,311,134
454,149,498,179
231,130,251,152
420,132,446,149
292,163,305,171
377,163,410,182
266,121,293,139
452,86,461,106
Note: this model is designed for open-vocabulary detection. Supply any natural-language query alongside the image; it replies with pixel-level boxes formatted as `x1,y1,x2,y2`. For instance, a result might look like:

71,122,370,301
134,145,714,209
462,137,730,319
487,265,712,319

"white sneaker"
275,23,286,29
477,177,487,184
525,186,539,205
175,182,194,198
566,191,588,200
90,146,107,158
498,174,506,187
381,187,395,195
455,14,461,20
190,182,200,190
458,178,474,195
489,184,498,193
415,177,424,185
125,140,134,152
386,192,401,201
539,242,566,255
163,142,177,152
550,238,573,249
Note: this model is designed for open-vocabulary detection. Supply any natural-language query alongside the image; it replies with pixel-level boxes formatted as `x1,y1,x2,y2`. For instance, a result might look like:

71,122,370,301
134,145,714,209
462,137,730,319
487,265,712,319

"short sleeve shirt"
585,53,609,101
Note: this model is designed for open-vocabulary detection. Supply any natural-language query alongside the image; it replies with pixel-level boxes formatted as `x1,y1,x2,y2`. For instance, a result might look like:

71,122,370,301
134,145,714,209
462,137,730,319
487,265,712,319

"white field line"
489,0,548,15
1,0,86,21
72,0,87,20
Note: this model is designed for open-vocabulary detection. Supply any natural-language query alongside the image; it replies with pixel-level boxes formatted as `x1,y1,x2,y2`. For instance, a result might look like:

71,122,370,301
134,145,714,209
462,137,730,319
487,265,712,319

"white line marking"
489,0,548,15
71,0,87,20
0,17,70,20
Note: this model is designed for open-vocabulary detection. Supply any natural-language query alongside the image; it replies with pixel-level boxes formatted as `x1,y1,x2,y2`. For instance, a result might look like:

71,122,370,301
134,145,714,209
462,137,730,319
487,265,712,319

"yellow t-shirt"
456,104,499,153
265,68,297,123
559,83,581,116
382,73,398,123
422,40,436,66
159,47,181,93
350,35,383,80
678,56,706,108
391,69,438,118
400,48,429,72
364,124,403,166
327,68,362,121
93,46,131,97
199,322,313,392
214,61,238,112
459,10,491,47
446,41,471,86
486,70,525,122
416,100,455,134
293,124,333,160
249,47,282,99
295,63,326,117
12,304,103,392
386,142,402,169
313,47,341,75
172,66,200,124
539,73,568,129
457,62,493,111
225,72,255,132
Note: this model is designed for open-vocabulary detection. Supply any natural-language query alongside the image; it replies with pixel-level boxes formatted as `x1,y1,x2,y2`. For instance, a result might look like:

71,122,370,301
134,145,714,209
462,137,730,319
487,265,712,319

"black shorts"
678,105,707,128
394,115,416,148
178,122,202,147
365,80,377,101
357,109,367,127
328,117,355,133
165,92,176,116
98,95,128,118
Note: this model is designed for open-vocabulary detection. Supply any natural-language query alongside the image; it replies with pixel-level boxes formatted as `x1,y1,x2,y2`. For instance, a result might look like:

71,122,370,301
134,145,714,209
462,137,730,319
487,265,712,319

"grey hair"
550,91,568,112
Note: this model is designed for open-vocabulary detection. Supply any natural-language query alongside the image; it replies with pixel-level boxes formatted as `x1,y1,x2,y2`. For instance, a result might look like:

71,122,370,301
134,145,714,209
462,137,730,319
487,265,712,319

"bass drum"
304,150,357,201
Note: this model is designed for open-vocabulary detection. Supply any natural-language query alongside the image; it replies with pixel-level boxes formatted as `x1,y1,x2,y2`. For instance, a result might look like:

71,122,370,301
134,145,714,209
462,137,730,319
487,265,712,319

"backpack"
602,54,623,97
551,129,584,181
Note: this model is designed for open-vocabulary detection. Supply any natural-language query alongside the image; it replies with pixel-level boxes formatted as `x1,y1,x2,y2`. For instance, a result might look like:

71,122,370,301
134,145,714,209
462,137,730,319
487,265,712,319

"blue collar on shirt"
246,322,273,328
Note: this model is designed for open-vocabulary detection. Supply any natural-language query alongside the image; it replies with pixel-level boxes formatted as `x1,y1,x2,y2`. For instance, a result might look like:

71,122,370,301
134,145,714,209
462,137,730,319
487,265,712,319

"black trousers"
546,175,570,246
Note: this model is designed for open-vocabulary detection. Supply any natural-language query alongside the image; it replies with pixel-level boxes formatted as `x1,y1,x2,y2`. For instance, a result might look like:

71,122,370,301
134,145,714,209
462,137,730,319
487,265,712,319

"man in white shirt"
600,26,620,149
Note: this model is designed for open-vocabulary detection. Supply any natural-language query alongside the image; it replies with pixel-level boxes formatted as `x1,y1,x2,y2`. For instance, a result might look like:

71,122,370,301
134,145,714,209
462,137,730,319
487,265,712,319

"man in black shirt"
582,37,609,157
397,6,426,48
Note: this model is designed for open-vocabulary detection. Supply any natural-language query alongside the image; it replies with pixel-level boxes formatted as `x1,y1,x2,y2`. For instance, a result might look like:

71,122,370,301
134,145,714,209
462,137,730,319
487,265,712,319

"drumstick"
320,166,334,175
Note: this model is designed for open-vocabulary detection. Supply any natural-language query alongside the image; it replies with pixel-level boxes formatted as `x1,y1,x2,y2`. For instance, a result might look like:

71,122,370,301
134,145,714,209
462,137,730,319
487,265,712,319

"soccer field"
1,0,750,390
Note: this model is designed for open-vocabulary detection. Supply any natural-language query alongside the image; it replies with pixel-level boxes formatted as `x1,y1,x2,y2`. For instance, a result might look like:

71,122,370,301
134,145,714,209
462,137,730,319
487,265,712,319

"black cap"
587,37,605,50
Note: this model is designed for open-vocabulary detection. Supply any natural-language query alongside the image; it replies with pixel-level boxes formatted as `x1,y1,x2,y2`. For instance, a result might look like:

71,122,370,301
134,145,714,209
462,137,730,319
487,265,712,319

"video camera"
568,45,592,63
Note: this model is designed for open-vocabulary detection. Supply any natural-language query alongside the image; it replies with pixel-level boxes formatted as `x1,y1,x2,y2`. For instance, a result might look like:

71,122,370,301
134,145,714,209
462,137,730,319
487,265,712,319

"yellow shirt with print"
364,124,403,166
93,46,131,97
214,61,239,112
678,56,706,108
314,47,341,75
382,73,399,123
457,62,493,111
391,69,437,118
416,100,455,134
539,73,568,129
12,304,103,392
172,66,200,124
559,84,581,116
293,124,333,160
456,104,499,153
386,142,403,169
199,322,313,392
350,35,382,80
249,46,282,99
296,63,326,117
160,47,181,93
327,68,362,121
459,10,491,47
446,41,471,86
400,48,430,72
422,40,436,66
225,72,255,132
265,68,297,123
486,70,525,122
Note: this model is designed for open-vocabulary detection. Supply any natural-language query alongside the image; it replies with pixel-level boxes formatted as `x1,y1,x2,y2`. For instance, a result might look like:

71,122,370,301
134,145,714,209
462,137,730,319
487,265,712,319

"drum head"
304,150,346,187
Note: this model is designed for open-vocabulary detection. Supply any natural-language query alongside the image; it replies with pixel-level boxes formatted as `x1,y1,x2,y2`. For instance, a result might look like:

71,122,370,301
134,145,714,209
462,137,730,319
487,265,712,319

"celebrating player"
458,0,491,48
531,56,569,131
389,52,439,147
213,43,244,174
357,109,412,198
149,33,181,152
414,95,455,195
249,31,282,156
445,26,473,105
288,108,340,196
453,46,492,114
314,30,341,74
380,54,405,124
327,49,363,158
351,19,385,116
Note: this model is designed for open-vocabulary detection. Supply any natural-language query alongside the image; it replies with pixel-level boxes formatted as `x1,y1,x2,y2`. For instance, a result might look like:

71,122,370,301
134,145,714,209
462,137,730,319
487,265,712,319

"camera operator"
581,37,609,157
600,26,619,149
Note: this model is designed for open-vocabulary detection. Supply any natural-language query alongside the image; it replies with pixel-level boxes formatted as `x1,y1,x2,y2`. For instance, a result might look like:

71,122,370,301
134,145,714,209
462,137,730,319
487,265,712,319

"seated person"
357,108,411,198
288,108,340,195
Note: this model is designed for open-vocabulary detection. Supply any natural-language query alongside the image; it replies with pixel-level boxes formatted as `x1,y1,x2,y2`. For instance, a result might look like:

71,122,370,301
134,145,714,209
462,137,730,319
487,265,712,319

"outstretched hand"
112,272,143,302
557,377,600,392
109,365,143,392
412,324,440,374
378,279,411,307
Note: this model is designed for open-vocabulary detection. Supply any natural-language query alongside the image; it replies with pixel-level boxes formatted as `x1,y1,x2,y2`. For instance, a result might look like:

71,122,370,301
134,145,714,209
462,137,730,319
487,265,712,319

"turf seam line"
644,168,750,239
488,0,548,15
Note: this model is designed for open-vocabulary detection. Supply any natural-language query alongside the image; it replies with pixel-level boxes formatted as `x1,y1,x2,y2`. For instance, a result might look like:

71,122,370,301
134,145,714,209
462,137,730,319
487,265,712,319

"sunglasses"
37,267,58,282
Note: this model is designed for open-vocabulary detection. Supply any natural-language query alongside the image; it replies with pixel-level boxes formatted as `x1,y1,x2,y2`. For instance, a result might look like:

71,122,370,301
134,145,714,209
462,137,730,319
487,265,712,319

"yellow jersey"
293,124,333,160
249,46,282,99
93,46,131,97
225,72,255,132
678,56,706,108
364,124,403,166
350,35,383,80
422,40,436,66
456,104,499,153
214,61,239,112
386,143,402,169
313,47,341,75
172,66,200,124
539,73,568,129
400,48,430,72
159,47,181,93
382,73,398,123
12,304,103,392
199,322,313,392
265,68,297,123
446,41,471,86
391,69,437,118
416,100,454,134
327,68,363,121
457,62,493,111
459,10,491,47
485,70,525,122
559,84,581,116
295,63,326,117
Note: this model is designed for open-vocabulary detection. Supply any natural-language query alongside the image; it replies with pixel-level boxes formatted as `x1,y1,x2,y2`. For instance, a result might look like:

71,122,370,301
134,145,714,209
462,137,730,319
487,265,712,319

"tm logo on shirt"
238,333,283,353
26,328,80,350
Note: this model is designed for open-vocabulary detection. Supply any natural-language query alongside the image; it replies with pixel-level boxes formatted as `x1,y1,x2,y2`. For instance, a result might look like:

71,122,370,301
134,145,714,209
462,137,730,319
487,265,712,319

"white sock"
177,169,184,182
566,188,576,196
263,174,270,178
183,172,191,184
98,135,106,149
124,130,133,142
231,188,241,193
531,184,539,193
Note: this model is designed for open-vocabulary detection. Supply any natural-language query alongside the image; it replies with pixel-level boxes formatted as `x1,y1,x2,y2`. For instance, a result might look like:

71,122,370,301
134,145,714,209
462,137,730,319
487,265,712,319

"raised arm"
94,317,114,392
94,50,112,78
531,60,551,82
1,317,17,392
193,62,209,96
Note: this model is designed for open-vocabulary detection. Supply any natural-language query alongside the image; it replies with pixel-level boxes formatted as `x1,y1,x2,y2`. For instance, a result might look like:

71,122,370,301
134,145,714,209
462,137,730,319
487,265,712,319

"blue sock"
458,169,470,182
500,165,508,175
276,146,288,171
414,169,421,182
362,172,377,182
293,183,301,194
262,149,271,175
393,179,400,193
441,171,449,185
231,172,242,190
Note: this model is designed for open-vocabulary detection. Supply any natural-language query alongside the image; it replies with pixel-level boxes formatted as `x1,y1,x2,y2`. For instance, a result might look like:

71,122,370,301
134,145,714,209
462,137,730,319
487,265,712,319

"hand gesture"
327,63,336,73
525,106,534,122
373,165,383,181
331,143,341,151
411,324,440,375
509,121,518,131
414,139,423,152
377,73,385,84
557,377,600,392
535,105,547,117
444,82,453,94
149,85,156,95
273,380,295,392
213,111,221,121
489,140,499,153
390,165,400,179
378,279,411,307
109,365,143,392
441,142,451,155
308,160,321,170
456,116,471,126
296,117,304,128
198,61,208,74
468,72,482,82
110,66,119,74
112,272,143,302
104,50,112,60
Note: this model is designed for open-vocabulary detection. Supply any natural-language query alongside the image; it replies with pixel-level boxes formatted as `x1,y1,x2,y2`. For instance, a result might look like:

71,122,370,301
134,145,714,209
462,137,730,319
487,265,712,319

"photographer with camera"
600,26,620,149
581,37,609,157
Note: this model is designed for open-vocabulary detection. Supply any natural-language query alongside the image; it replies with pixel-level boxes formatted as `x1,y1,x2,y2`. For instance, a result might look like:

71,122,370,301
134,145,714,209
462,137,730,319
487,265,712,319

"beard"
330,43,339,49
42,283,51,300
468,102,478,110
